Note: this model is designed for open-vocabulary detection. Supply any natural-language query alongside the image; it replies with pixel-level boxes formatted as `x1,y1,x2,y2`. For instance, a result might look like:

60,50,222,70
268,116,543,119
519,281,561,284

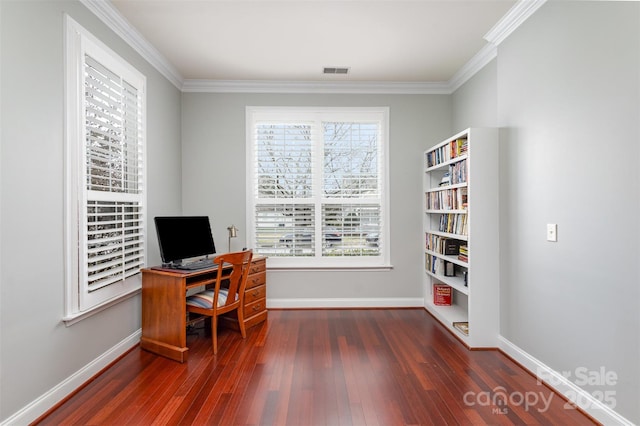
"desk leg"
141,271,189,362
140,337,188,363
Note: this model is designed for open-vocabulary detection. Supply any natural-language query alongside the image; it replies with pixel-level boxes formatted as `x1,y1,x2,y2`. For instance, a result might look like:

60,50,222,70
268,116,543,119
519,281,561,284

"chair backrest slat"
215,250,253,307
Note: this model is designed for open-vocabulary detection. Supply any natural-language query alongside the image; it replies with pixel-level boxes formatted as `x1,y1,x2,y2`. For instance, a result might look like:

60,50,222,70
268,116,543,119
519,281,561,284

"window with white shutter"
64,16,146,322
247,107,390,268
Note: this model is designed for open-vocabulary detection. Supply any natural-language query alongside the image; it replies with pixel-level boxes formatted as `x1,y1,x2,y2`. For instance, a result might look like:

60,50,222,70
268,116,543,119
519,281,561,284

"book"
453,321,469,336
449,138,468,158
433,284,452,306
439,172,451,186
444,261,455,277
444,239,460,255
449,159,467,184
458,245,468,262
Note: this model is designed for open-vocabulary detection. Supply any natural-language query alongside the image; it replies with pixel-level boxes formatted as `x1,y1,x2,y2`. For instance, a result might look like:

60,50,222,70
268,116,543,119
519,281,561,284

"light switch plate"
547,224,557,242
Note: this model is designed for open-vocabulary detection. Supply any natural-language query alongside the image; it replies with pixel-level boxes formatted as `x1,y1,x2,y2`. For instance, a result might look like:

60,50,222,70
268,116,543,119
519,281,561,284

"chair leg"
237,306,246,339
212,315,218,354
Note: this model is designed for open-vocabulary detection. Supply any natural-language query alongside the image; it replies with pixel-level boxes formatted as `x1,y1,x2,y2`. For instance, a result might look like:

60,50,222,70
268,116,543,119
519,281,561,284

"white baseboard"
498,335,633,426
1,329,141,426
267,297,424,309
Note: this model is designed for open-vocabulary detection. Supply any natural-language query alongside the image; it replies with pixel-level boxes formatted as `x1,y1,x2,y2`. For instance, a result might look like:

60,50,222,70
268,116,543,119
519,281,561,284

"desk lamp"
227,224,238,252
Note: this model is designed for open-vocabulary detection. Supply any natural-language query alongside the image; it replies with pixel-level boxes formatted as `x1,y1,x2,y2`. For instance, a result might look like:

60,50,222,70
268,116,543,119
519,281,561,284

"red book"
433,284,452,306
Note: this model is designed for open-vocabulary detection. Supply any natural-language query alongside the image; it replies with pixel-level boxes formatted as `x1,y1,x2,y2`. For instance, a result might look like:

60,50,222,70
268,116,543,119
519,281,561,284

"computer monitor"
154,216,216,265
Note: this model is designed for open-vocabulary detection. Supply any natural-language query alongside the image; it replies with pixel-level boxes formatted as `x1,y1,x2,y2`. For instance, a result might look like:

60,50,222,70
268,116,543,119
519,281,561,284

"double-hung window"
247,107,389,268
64,17,146,322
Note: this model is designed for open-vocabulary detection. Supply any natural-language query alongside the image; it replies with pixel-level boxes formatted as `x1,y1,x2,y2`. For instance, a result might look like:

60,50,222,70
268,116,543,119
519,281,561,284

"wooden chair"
186,250,253,354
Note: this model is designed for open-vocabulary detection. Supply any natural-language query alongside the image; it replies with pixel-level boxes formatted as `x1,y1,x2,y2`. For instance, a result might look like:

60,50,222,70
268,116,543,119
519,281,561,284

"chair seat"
186,289,236,309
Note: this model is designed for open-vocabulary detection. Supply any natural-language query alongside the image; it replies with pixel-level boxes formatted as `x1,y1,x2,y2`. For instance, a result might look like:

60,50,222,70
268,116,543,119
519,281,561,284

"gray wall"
453,1,640,422
181,93,451,303
0,0,182,421
452,58,498,132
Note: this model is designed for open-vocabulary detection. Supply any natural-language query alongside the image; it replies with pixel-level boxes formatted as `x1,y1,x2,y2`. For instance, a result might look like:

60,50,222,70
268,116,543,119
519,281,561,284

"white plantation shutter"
321,203,381,256
85,201,144,292
253,122,316,255
85,55,143,193
65,17,146,320
255,123,314,198
323,122,380,198
247,107,389,268
254,204,315,255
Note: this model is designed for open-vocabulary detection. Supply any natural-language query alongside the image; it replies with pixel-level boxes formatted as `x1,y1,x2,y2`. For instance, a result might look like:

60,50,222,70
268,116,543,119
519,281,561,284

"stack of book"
449,138,468,158
427,234,459,255
425,233,445,253
426,138,468,168
438,213,468,235
425,253,442,275
448,159,467,184
425,188,468,210
426,145,450,167
453,321,469,335
439,172,451,186
458,245,468,263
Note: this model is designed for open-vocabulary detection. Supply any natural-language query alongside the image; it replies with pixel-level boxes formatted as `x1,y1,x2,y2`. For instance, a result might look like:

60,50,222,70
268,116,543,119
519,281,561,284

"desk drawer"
244,310,267,328
245,284,266,304
249,258,266,275
244,298,266,318
220,256,267,331
246,272,266,289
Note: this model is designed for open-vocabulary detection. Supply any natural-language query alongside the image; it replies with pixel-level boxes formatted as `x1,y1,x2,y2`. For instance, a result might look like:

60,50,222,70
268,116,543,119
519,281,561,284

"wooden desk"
140,256,267,362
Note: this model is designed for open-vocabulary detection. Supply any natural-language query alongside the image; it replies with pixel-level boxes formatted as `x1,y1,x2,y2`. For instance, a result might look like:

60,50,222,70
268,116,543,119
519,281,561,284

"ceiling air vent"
323,67,350,75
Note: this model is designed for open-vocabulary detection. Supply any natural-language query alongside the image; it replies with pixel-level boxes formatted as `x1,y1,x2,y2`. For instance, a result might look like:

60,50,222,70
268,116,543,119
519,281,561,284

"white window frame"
64,16,147,324
246,106,390,270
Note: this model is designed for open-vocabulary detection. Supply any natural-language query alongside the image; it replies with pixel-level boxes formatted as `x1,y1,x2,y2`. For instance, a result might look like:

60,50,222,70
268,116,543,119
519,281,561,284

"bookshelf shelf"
424,300,468,325
425,250,468,268
425,270,469,295
425,154,468,172
423,128,499,348
425,182,468,193
427,230,469,242
425,209,467,214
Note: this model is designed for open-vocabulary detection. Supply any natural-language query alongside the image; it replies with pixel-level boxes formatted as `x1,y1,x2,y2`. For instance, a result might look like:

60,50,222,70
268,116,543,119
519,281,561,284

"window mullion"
313,117,324,256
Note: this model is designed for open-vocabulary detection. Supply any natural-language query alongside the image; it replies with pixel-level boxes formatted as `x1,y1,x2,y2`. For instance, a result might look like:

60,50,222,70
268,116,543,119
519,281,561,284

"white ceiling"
110,0,516,85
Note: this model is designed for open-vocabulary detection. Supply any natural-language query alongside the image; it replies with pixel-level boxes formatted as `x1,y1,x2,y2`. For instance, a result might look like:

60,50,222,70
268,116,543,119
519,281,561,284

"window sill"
62,288,140,326
267,264,394,272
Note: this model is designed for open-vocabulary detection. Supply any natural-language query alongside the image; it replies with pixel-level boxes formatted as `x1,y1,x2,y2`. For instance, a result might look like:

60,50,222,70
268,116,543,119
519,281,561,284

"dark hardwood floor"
35,309,596,425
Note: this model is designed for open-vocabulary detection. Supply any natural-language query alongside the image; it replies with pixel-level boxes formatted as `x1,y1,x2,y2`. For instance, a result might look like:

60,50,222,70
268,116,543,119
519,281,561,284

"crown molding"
79,0,184,90
447,43,497,93
83,0,544,95
484,0,548,46
181,79,451,94
448,0,546,92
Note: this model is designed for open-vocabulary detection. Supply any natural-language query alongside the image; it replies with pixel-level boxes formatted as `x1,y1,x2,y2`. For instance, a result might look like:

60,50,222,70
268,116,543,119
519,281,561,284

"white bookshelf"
423,128,499,348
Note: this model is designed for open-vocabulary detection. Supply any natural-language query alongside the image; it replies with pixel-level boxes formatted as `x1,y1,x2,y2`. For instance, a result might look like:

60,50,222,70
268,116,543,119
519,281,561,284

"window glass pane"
322,204,381,256
256,123,312,198
323,122,379,198
254,204,315,257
